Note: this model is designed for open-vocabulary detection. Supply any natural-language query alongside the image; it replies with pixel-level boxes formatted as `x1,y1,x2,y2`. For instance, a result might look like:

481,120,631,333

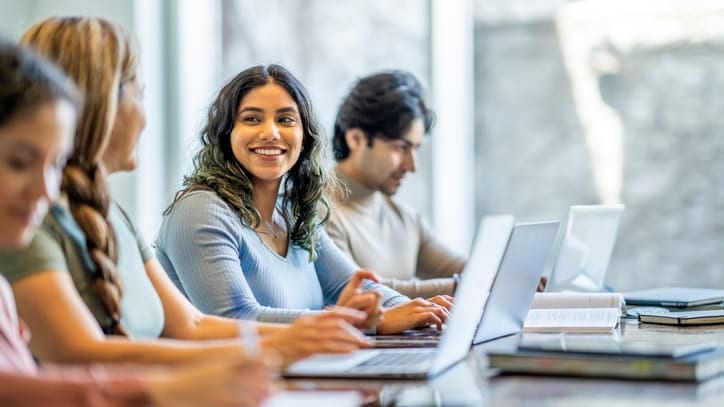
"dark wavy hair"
167,64,335,260
332,70,435,161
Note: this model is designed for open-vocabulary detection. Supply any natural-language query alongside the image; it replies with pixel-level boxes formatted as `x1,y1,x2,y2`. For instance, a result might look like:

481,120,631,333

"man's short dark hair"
333,70,435,161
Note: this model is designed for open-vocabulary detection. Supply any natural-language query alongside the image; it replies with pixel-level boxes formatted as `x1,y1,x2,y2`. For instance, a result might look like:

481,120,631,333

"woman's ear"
344,128,367,153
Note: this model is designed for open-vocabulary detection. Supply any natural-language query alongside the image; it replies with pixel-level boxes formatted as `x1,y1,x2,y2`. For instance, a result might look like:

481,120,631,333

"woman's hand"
376,298,452,335
426,295,454,312
260,308,372,366
146,353,275,407
336,270,383,330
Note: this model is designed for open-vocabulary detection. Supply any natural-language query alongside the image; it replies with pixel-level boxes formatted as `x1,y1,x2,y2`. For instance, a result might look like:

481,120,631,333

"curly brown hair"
167,64,337,260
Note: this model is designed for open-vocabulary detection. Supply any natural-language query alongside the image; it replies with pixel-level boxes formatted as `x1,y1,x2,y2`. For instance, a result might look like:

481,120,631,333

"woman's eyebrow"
237,106,299,115
8,142,41,159
239,106,264,114
276,106,299,114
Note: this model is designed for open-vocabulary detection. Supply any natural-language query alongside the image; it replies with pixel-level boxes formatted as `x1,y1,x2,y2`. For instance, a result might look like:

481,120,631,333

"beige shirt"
327,169,466,298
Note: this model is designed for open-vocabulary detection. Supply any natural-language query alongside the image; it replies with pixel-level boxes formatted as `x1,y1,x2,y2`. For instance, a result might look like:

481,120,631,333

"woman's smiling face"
0,100,75,248
229,81,304,187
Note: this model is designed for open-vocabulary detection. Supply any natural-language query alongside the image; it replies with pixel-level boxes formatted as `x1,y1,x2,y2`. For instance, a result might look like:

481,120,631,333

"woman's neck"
101,156,121,175
252,179,282,222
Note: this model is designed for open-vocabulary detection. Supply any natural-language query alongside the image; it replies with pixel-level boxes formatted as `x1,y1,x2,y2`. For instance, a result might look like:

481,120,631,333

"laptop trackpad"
286,350,380,374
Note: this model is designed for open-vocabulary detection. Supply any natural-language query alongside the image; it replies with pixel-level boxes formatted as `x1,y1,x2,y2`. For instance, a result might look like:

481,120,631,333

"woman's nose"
258,121,281,141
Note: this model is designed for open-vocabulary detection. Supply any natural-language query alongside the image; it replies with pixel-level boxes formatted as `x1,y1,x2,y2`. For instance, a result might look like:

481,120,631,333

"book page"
523,307,620,332
531,292,624,309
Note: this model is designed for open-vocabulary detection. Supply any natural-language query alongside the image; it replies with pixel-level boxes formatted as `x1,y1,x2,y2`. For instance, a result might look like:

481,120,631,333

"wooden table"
282,320,724,406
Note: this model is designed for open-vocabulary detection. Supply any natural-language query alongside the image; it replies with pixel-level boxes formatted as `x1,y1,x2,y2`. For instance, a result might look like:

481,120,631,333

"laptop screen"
429,215,514,375
549,205,624,292
474,221,560,344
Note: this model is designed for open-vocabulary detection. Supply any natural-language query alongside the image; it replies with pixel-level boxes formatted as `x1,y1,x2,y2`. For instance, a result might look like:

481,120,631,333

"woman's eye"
7,157,30,171
241,116,261,123
279,116,297,125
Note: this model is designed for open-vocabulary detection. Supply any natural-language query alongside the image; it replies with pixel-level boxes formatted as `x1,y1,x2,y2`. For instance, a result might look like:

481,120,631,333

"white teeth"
255,148,283,156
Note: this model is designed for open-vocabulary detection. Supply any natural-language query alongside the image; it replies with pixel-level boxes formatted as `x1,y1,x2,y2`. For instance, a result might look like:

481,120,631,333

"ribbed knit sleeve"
379,277,456,298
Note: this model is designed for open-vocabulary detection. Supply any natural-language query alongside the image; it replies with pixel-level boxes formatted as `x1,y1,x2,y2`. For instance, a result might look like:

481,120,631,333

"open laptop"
371,220,560,349
473,221,560,344
547,204,624,292
284,215,515,379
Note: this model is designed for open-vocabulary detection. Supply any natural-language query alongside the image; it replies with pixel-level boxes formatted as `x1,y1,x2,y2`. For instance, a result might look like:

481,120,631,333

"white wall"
0,0,134,39
0,2,31,38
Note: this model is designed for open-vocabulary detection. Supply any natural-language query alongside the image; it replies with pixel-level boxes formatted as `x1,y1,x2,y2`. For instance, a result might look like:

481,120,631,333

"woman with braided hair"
22,15,135,337
0,16,373,367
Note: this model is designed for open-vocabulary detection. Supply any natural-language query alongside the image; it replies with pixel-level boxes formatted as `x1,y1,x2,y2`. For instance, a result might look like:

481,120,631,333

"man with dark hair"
328,71,465,298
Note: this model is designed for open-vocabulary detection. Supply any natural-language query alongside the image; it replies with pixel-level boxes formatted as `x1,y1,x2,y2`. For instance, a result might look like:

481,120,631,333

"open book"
523,292,623,332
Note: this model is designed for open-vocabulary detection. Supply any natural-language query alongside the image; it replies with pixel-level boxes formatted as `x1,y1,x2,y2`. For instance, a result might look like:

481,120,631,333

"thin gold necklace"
256,212,286,240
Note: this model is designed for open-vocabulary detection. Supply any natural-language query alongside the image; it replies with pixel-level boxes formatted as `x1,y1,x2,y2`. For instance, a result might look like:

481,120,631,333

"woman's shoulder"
168,189,235,215
160,189,246,240
42,202,82,242
0,212,72,283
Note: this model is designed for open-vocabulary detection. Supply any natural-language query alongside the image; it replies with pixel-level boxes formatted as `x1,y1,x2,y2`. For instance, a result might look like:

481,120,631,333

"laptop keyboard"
359,350,432,367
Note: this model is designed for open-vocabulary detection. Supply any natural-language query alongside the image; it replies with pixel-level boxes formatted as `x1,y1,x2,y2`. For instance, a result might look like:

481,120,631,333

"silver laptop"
372,221,560,349
473,221,559,344
284,215,515,379
547,204,624,292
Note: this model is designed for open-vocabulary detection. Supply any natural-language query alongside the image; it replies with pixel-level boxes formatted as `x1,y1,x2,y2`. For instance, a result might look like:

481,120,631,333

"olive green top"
0,202,164,339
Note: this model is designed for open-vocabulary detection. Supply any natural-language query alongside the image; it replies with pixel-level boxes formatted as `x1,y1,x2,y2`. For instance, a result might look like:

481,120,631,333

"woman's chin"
0,232,31,250
116,157,139,173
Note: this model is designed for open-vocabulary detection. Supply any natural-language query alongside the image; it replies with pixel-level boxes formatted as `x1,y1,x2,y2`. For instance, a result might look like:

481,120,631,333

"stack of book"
638,310,724,326
488,337,724,382
624,287,724,326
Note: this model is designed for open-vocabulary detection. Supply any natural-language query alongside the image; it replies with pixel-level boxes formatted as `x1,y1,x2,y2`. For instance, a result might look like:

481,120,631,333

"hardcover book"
488,344,724,382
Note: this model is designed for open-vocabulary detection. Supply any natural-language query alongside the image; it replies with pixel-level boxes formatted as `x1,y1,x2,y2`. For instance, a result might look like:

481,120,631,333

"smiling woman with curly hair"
168,64,335,260
157,64,452,334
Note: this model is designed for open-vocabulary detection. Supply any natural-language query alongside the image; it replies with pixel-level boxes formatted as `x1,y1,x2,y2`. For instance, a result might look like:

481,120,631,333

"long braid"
63,163,127,335
21,17,137,336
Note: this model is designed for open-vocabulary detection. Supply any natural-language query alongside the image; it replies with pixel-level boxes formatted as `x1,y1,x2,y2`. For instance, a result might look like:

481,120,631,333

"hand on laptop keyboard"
377,298,451,334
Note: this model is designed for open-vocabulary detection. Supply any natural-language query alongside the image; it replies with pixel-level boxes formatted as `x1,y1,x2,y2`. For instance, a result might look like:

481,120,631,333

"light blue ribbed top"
155,190,408,323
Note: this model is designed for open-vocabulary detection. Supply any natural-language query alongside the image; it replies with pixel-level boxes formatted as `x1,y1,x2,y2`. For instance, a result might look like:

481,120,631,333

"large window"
472,0,724,289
